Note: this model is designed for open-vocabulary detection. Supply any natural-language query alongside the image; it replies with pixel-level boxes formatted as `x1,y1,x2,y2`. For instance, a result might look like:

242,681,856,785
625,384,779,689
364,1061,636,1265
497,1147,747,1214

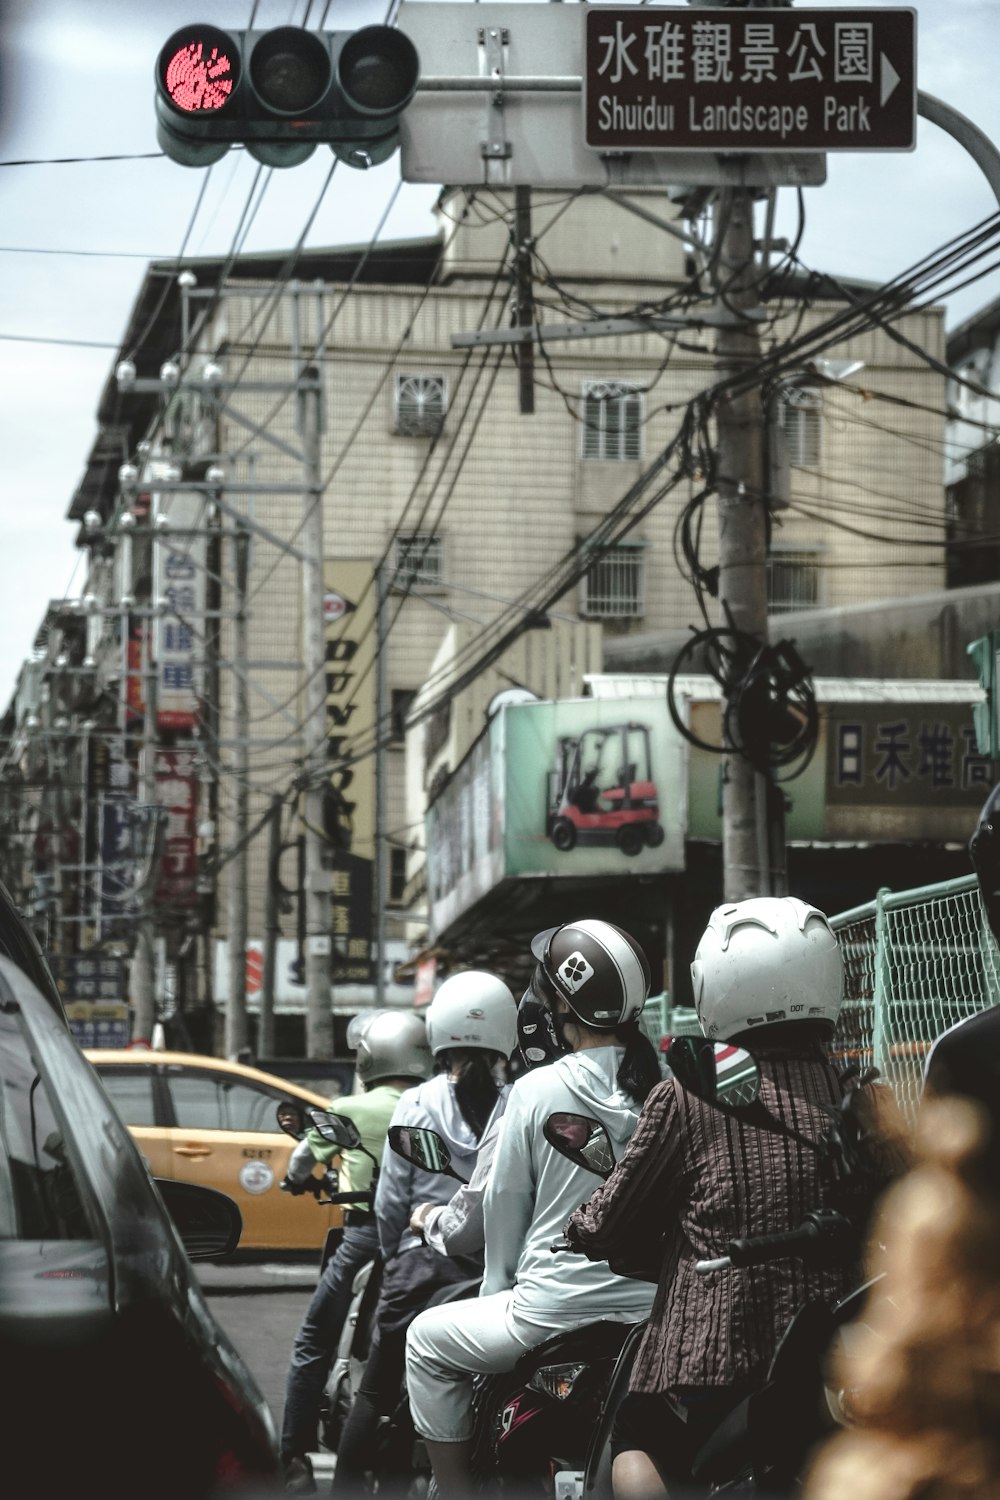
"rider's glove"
280,1176,310,1196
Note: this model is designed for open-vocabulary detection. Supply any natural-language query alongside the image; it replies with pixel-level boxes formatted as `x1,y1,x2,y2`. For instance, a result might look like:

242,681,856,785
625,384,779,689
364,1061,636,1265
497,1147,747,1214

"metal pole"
374,561,387,1006
260,792,283,1059
294,284,334,1059
225,520,250,1059
514,187,535,416
712,188,772,902
130,622,158,1042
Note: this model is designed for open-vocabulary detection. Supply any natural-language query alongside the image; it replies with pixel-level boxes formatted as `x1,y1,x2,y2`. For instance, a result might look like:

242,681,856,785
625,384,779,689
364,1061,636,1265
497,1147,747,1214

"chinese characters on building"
832,712,993,803
153,490,206,730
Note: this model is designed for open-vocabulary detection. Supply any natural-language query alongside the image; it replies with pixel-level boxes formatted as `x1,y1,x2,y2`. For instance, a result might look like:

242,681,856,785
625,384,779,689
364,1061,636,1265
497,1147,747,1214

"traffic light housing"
155,24,420,169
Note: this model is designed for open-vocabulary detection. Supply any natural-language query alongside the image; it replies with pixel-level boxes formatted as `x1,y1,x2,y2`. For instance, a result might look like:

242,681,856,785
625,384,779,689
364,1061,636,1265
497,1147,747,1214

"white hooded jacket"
482,1046,656,1329
375,1070,510,1259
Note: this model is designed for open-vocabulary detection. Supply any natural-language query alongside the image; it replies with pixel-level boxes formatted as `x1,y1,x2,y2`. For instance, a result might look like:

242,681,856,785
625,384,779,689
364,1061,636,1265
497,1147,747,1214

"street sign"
585,8,916,154
397,2,826,189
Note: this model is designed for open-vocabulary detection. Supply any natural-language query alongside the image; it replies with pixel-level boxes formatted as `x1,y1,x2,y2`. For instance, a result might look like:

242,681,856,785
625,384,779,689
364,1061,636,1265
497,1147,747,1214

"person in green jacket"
280,1011,432,1492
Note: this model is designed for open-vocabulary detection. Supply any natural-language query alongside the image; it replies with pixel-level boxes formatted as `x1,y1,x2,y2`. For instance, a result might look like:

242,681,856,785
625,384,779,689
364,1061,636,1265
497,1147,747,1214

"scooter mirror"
307,1108,363,1151
666,1038,761,1111
388,1124,466,1181
542,1112,616,1178
276,1099,308,1139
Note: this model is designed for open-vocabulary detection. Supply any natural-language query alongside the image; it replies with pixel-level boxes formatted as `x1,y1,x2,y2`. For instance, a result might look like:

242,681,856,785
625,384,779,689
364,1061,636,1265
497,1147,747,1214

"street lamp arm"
917,91,1000,213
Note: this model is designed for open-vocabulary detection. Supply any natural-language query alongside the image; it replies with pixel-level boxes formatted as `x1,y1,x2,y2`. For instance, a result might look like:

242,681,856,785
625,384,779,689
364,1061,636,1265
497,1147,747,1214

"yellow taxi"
84,1049,344,1252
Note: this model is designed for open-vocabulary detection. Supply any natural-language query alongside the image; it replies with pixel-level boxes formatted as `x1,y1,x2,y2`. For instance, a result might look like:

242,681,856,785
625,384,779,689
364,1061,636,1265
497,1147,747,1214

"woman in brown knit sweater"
565,896,854,1500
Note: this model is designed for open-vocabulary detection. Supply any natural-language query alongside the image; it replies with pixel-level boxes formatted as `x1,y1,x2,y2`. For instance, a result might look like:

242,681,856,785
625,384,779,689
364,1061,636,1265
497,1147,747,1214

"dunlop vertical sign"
323,561,377,983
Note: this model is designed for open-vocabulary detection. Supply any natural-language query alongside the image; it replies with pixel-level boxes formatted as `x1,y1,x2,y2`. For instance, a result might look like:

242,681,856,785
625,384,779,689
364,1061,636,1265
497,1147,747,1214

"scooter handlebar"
695,1210,856,1274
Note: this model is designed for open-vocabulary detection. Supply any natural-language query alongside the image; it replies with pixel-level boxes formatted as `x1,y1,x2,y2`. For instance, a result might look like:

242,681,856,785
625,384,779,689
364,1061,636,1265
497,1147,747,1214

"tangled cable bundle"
665,617,819,780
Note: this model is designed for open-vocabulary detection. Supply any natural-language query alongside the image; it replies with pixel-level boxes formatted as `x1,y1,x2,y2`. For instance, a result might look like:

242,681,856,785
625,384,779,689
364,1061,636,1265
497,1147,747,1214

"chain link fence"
830,875,1000,1120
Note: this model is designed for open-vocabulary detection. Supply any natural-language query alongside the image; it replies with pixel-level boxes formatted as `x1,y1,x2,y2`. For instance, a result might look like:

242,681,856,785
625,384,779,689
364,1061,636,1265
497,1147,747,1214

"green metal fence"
830,875,1000,1119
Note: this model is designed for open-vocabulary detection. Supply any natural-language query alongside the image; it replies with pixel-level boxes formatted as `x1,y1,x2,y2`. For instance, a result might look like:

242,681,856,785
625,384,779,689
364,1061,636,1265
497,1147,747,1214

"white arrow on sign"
880,53,901,108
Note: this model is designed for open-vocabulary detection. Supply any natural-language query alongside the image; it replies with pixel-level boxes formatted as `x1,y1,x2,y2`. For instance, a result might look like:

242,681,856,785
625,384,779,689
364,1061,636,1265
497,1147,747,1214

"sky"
1,0,999,710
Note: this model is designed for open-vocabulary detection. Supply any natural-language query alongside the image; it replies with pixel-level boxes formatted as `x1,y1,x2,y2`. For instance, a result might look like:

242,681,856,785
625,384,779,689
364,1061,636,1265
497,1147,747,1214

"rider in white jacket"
405,918,661,1500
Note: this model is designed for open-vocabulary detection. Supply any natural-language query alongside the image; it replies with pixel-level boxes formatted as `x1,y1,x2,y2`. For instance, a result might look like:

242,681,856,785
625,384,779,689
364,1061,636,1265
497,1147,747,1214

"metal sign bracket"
479,24,512,165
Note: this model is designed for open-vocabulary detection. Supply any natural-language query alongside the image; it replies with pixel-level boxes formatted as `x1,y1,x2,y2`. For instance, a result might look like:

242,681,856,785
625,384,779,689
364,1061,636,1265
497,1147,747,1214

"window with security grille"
394,374,447,437
394,534,444,589
767,549,821,614
581,381,644,461
581,542,646,619
389,848,408,905
779,389,822,467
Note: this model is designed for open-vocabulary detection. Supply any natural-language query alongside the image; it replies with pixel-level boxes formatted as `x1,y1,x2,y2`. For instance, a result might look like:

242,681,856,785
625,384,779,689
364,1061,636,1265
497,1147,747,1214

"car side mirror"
307,1108,363,1151
276,1100,308,1139
156,1179,242,1261
542,1112,616,1178
388,1124,467,1182
665,1037,761,1111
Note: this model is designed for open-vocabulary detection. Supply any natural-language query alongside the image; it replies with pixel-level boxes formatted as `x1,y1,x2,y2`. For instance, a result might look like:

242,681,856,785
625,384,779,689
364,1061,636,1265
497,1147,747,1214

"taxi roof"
82,1049,335,1107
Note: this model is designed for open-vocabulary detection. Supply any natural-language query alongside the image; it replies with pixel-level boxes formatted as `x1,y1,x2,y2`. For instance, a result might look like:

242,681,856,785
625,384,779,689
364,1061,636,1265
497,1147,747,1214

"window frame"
766,544,824,615
779,387,822,468
580,539,647,620
581,380,645,462
393,373,448,438
392,533,444,592
161,1066,288,1135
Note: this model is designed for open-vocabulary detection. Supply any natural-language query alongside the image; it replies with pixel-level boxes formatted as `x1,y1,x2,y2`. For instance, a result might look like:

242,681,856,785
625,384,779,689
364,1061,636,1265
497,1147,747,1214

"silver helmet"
349,1009,433,1086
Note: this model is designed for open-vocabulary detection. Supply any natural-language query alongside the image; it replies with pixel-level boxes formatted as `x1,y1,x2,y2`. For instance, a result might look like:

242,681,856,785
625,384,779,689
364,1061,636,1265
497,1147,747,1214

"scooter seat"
512,1320,639,1379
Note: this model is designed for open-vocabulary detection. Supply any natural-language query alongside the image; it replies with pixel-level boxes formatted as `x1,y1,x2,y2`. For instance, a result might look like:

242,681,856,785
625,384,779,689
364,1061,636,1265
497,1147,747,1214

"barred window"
779,389,822,467
394,374,447,437
581,542,646,619
394,534,443,589
767,549,821,614
581,381,644,461
389,848,408,905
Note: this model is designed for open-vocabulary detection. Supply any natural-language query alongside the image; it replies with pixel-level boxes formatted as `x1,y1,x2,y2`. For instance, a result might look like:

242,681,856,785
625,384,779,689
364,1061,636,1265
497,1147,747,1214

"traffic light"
155,24,420,169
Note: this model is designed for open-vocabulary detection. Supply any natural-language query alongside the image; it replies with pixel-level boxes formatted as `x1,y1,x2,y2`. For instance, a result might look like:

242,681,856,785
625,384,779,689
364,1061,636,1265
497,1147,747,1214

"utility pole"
225,520,251,1058
131,624,158,1042
712,187,773,903
514,187,535,417
374,561,388,1005
260,792,283,1059
295,285,334,1059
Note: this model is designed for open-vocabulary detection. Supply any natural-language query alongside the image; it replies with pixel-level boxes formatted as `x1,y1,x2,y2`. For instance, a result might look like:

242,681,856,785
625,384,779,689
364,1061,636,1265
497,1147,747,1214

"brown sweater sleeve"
564,1081,681,1279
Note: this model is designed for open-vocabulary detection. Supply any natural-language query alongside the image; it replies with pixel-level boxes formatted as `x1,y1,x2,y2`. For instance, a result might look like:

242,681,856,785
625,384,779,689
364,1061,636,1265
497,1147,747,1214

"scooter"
561,1038,892,1500
389,1121,643,1500
277,1101,383,1452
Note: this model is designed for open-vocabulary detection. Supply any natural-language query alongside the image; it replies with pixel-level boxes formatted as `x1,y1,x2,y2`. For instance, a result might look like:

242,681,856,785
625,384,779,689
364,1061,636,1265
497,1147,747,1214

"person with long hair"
564,897,857,1500
405,918,661,1500
329,971,517,1496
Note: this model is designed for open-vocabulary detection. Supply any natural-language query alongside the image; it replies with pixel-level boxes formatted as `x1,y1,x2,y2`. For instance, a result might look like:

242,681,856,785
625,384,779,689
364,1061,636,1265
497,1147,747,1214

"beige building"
45,186,949,1032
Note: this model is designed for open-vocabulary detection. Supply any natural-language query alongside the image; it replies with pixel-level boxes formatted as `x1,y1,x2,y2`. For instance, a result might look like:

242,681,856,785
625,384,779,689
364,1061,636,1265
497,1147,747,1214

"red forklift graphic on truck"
546,722,664,857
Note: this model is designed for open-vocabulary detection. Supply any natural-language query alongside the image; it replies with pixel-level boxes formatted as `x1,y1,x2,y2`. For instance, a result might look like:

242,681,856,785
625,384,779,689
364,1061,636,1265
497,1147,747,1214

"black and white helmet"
529,918,651,1028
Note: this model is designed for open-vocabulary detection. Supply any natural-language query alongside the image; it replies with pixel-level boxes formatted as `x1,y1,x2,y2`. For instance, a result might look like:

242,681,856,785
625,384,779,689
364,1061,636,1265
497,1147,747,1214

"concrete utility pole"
295,285,334,1058
131,625,158,1042
712,188,772,903
225,520,251,1059
374,560,388,1005
259,791,283,1059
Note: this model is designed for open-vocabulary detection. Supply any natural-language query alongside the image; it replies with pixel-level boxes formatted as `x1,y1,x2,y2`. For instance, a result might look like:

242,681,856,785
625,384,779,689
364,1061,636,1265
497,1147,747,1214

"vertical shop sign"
153,489,206,730
155,749,199,906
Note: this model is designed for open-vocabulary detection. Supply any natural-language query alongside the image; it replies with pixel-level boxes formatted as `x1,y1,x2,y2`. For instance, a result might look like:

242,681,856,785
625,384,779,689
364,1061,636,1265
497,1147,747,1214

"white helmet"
425,972,518,1060
349,1009,433,1086
691,896,843,1041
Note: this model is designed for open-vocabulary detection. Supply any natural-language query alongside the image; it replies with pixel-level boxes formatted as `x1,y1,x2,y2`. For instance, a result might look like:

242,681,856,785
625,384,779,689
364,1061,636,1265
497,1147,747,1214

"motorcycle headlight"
526,1362,587,1401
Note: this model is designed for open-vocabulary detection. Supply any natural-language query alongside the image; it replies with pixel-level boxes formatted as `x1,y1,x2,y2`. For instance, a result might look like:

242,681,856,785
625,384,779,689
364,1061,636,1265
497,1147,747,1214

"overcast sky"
1,0,999,710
